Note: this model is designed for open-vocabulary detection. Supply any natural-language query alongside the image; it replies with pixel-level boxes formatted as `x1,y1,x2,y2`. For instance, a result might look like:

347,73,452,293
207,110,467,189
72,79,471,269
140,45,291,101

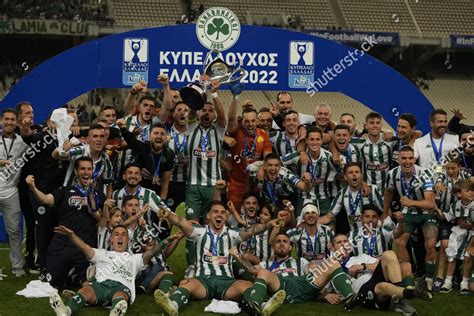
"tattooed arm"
229,247,261,275
239,219,279,241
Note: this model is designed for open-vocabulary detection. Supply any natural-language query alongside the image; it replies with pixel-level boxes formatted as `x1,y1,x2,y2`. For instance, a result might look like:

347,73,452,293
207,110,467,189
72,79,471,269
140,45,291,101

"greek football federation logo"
288,41,315,88
123,38,149,85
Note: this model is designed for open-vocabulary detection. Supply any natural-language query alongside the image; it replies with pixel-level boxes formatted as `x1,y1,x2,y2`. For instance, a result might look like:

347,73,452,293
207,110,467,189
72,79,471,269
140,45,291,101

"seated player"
49,224,162,316
153,201,279,316
231,232,362,314
332,234,432,314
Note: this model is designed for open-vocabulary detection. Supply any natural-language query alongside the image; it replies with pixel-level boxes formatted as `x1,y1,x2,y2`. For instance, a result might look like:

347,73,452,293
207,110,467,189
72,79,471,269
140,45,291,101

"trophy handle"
203,49,223,73
226,68,247,83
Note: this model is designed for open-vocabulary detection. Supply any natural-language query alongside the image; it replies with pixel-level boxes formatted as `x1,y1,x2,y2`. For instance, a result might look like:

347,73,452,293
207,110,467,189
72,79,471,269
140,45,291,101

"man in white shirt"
414,109,459,170
49,224,159,316
0,108,28,277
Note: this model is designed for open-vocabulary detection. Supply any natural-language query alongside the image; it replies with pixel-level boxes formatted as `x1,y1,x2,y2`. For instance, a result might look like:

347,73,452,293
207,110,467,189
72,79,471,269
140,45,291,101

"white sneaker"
12,268,26,277
440,281,452,293
261,290,286,316
154,289,178,316
49,293,69,316
110,300,128,316
184,265,195,279
460,282,469,295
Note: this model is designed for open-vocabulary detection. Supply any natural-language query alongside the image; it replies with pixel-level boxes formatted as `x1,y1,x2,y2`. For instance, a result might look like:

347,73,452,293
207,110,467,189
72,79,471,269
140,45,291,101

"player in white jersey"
330,124,363,174
384,146,438,289
112,163,171,241
414,109,459,170
49,224,161,316
282,127,338,215
320,162,383,233
349,205,395,258
359,112,394,192
233,231,361,314
154,201,277,316
247,153,312,214
182,80,227,277
53,124,114,196
165,101,190,211
332,234,432,314
287,203,333,263
269,110,302,160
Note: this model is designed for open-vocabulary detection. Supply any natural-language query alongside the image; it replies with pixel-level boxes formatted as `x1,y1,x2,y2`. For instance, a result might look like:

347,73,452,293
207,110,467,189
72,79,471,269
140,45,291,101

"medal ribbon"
363,233,377,257
150,151,163,177
200,128,210,158
265,180,278,208
2,135,15,159
172,130,187,155
207,226,220,256
74,184,99,213
243,131,257,157
348,190,362,216
269,257,290,271
430,133,444,163
400,169,416,199
305,229,319,254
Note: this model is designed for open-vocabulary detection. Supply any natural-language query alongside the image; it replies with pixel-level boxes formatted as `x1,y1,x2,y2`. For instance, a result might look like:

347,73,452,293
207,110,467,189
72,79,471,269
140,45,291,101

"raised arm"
157,74,174,122
124,80,147,115
26,175,54,207
55,225,94,260
210,81,226,129
239,219,278,241
158,207,194,237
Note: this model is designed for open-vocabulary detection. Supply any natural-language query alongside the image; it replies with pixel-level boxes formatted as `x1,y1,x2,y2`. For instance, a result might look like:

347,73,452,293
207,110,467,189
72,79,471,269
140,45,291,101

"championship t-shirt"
91,249,144,304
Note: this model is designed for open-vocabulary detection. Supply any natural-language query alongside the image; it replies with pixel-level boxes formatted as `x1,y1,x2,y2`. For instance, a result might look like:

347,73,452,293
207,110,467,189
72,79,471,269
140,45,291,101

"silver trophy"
180,50,246,110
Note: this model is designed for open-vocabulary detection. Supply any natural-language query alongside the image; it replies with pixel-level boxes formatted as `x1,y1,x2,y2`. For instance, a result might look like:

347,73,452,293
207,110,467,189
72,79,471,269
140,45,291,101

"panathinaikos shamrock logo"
196,7,241,51
207,18,229,41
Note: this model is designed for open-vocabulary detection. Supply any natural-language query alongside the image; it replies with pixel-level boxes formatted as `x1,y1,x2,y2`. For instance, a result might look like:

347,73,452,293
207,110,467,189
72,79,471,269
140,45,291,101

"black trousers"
19,179,35,259
29,191,56,269
167,181,187,212
46,237,89,289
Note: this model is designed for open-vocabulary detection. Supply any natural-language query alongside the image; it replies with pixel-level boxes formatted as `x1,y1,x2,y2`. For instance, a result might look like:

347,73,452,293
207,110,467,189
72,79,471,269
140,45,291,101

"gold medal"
153,175,160,185
434,164,443,173
201,152,208,161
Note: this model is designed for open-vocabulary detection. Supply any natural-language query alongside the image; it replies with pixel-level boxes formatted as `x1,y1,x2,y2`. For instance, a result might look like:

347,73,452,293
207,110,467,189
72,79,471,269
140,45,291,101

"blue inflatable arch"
0,24,434,132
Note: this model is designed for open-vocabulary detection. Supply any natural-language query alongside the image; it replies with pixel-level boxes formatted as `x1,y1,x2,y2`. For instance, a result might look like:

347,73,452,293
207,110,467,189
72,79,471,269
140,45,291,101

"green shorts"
277,274,320,304
88,278,131,305
195,275,236,300
185,185,216,220
403,213,439,235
